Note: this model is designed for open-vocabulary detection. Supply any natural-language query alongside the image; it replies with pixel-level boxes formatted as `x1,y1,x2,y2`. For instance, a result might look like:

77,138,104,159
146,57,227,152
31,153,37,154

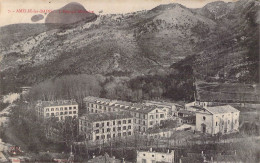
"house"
137,148,174,163
36,100,78,121
144,100,183,117
195,105,240,135
178,116,196,125
83,96,168,133
88,153,123,163
79,111,134,144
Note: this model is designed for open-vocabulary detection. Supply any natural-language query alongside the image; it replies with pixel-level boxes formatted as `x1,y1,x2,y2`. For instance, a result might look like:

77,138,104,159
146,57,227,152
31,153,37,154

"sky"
0,0,237,27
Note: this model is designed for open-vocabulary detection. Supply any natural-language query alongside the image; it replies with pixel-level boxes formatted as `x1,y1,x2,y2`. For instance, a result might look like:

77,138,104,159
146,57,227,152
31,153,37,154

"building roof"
205,105,239,114
145,100,183,107
37,100,78,107
178,110,194,115
83,96,112,103
83,96,164,114
80,111,133,122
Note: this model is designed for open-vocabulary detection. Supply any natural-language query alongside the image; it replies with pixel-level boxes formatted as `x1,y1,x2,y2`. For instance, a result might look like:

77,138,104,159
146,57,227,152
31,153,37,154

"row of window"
149,114,164,119
95,119,132,127
46,111,77,117
95,126,132,133
45,106,77,112
95,131,132,140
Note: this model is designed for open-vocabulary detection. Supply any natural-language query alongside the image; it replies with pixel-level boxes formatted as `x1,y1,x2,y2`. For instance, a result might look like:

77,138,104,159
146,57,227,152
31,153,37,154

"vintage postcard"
0,0,259,162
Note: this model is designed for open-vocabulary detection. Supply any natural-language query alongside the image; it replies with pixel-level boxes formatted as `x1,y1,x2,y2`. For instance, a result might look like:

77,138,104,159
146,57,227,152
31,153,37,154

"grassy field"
196,81,260,103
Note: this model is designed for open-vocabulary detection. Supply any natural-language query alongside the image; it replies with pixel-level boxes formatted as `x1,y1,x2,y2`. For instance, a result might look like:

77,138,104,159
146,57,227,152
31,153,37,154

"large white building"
137,148,175,163
83,96,168,133
79,111,134,144
195,105,240,135
36,100,78,121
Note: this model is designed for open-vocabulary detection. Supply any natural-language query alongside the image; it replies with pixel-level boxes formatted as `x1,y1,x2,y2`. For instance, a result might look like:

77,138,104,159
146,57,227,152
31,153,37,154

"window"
150,115,154,119
60,112,63,115
91,109,93,113
123,120,126,124
118,133,121,137
143,121,146,125
123,126,126,130
69,111,72,114
51,108,54,111
152,155,154,157
113,134,115,138
156,115,158,118
95,110,97,113
128,119,131,123
160,114,164,118
216,122,218,126
65,111,68,115
91,104,93,107
113,121,115,125
162,155,164,158
128,126,131,129
102,123,104,127
65,107,67,110
60,107,63,111
107,122,110,126
102,129,104,133
73,111,76,114
142,159,146,163
150,121,153,125
46,113,49,117
51,113,54,116
108,108,111,111
203,116,206,120
56,112,59,116
118,121,121,125
228,120,230,124
113,127,116,131
56,108,59,111
107,128,111,132
69,107,72,110
143,154,146,156
73,107,76,109
107,134,111,139
123,132,126,136
96,136,99,140
96,123,99,127
128,131,131,135
118,127,121,131
96,130,99,133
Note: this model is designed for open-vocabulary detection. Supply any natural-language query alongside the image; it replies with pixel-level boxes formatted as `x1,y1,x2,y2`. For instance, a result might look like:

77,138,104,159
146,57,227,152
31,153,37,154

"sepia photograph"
0,0,259,162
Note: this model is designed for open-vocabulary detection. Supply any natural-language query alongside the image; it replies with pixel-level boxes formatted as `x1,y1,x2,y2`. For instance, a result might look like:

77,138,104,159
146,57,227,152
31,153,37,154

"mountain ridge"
0,0,259,95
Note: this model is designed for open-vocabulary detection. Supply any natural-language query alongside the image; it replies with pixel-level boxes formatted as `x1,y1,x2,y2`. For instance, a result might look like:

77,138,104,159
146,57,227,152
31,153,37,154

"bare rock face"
45,2,97,24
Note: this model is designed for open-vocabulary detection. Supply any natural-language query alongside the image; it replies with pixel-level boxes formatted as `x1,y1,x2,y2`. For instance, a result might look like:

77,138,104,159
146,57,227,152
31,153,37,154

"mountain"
0,0,259,95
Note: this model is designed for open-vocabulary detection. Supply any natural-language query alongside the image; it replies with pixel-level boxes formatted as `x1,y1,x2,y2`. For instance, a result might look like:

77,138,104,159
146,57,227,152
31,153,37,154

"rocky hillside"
0,0,259,95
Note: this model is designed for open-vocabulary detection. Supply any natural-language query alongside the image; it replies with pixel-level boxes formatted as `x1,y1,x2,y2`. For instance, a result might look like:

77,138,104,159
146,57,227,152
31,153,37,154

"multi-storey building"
83,96,168,133
196,105,240,135
79,111,134,143
137,148,175,163
36,100,78,121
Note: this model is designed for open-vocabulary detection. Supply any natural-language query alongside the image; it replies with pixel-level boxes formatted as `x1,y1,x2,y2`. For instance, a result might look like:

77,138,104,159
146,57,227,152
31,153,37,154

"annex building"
36,100,78,121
